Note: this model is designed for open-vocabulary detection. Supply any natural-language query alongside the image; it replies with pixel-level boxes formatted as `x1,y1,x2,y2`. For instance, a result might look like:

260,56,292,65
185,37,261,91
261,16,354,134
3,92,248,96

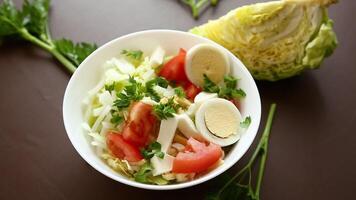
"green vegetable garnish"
121,49,143,60
182,0,220,19
206,104,277,200
240,116,251,128
203,74,246,100
141,142,165,159
153,98,180,120
110,113,124,126
134,162,169,185
134,162,153,183
145,77,169,102
113,77,145,110
174,87,186,98
0,0,97,73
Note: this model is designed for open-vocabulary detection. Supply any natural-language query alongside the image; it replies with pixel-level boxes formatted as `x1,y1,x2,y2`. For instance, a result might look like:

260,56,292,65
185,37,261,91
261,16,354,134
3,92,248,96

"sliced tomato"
123,102,157,147
106,132,143,162
158,48,188,83
172,137,222,173
184,82,202,100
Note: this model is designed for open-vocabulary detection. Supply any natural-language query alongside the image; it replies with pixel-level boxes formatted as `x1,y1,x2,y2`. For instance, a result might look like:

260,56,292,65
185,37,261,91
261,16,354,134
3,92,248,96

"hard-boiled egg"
195,98,242,147
185,44,230,87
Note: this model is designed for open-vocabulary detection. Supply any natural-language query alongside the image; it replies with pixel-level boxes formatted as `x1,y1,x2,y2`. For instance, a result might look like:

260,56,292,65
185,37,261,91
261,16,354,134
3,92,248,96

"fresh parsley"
182,0,220,19
0,0,97,73
110,113,124,126
240,116,252,128
141,142,165,159
145,77,169,102
134,162,169,185
153,98,180,120
203,74,246,100
174,86,186,98
113,77,145,110
206,104,277,200
105,82,116,92
134,162,153,183
121,49,143,60
203,74,220,93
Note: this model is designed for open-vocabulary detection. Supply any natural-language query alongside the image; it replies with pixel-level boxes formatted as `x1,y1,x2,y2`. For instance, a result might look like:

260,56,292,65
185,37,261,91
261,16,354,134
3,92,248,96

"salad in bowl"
63,30,261,189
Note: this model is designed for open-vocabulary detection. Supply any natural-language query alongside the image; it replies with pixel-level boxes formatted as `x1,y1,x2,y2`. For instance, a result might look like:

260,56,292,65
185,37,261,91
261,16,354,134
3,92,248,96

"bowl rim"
63,29,261,190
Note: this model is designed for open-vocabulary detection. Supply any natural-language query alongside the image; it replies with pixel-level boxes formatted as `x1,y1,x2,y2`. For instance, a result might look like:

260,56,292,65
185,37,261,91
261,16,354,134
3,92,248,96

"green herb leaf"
0,0,24,37
122,49,143,60
22,0,50,39
174,86,186,98
153,98,180,120
145,77,169,102
203,74,220,93
105,82,116,92
113,77,145,110
240,116,251,128
134,162,153,183
141,142,165,159
203,74,246,100
110,113,124,126
54,38,97,66
224,75,237,89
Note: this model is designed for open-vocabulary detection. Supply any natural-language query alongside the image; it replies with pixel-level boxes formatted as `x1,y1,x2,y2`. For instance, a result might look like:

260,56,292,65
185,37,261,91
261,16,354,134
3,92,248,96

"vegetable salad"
82,44,251,185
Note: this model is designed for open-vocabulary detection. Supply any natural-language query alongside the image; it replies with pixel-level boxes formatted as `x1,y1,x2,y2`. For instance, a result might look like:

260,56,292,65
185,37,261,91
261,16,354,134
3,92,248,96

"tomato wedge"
172,137,222,173
123,102,157,147
106,132,143,162
159,48,188,83
184,82,202,100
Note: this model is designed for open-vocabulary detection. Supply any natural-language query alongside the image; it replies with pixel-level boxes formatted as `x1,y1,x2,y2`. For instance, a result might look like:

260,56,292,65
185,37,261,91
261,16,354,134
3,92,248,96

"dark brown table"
1,0,355,199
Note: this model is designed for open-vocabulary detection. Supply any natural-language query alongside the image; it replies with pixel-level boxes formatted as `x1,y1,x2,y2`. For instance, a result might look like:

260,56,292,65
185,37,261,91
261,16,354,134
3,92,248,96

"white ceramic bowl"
63,30,261,190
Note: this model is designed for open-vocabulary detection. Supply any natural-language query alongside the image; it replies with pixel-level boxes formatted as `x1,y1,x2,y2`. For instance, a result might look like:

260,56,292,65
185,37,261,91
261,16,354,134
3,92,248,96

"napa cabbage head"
190,0,338,81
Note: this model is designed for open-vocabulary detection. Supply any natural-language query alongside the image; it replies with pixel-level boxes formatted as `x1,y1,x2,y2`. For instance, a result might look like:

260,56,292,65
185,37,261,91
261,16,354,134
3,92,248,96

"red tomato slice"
106,132,143,162
184,82,202,100
172,137,222,173
159,48,188,83
123,102,157,147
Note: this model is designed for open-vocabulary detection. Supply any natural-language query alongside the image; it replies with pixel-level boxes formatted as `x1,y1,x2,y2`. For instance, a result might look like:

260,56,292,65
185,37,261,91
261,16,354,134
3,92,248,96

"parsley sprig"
141,142,165,159
0,0,97,73
153,98,181,120
206,104,277,200
121,49,143,60
112,76,170,111
182,0,220,19
203,74,246,100
240,116,252,128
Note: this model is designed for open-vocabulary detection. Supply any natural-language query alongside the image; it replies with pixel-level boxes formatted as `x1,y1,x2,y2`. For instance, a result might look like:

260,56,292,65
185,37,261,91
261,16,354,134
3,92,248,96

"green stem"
19,29,76,74
216,103,277,197
254,103,277,197
211,0,218,6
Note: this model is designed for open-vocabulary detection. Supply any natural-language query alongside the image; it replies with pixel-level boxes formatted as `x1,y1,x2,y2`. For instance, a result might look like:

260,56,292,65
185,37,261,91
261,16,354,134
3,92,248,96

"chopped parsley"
113,77,145,110
174,87,186,98
134,162,153,183
203,74,246,100
141,142,165,159
145,77,169,102
121,49,143,60
240,116,252,128
153,98,180,120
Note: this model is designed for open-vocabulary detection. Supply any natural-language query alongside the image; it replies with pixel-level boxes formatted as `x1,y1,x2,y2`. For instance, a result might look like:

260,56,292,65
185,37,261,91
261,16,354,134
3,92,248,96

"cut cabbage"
190,0,338,81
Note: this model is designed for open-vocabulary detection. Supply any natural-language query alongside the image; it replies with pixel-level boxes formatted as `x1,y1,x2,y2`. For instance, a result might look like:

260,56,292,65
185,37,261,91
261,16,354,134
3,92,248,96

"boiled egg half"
195,98,242,146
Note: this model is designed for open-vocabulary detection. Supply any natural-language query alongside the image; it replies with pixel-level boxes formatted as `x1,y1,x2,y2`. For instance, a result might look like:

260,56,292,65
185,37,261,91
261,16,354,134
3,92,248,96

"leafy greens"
0,0,97,73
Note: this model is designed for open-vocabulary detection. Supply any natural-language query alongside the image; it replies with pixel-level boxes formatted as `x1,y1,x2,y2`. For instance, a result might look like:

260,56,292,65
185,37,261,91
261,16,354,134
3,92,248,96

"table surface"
1,0,355,199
